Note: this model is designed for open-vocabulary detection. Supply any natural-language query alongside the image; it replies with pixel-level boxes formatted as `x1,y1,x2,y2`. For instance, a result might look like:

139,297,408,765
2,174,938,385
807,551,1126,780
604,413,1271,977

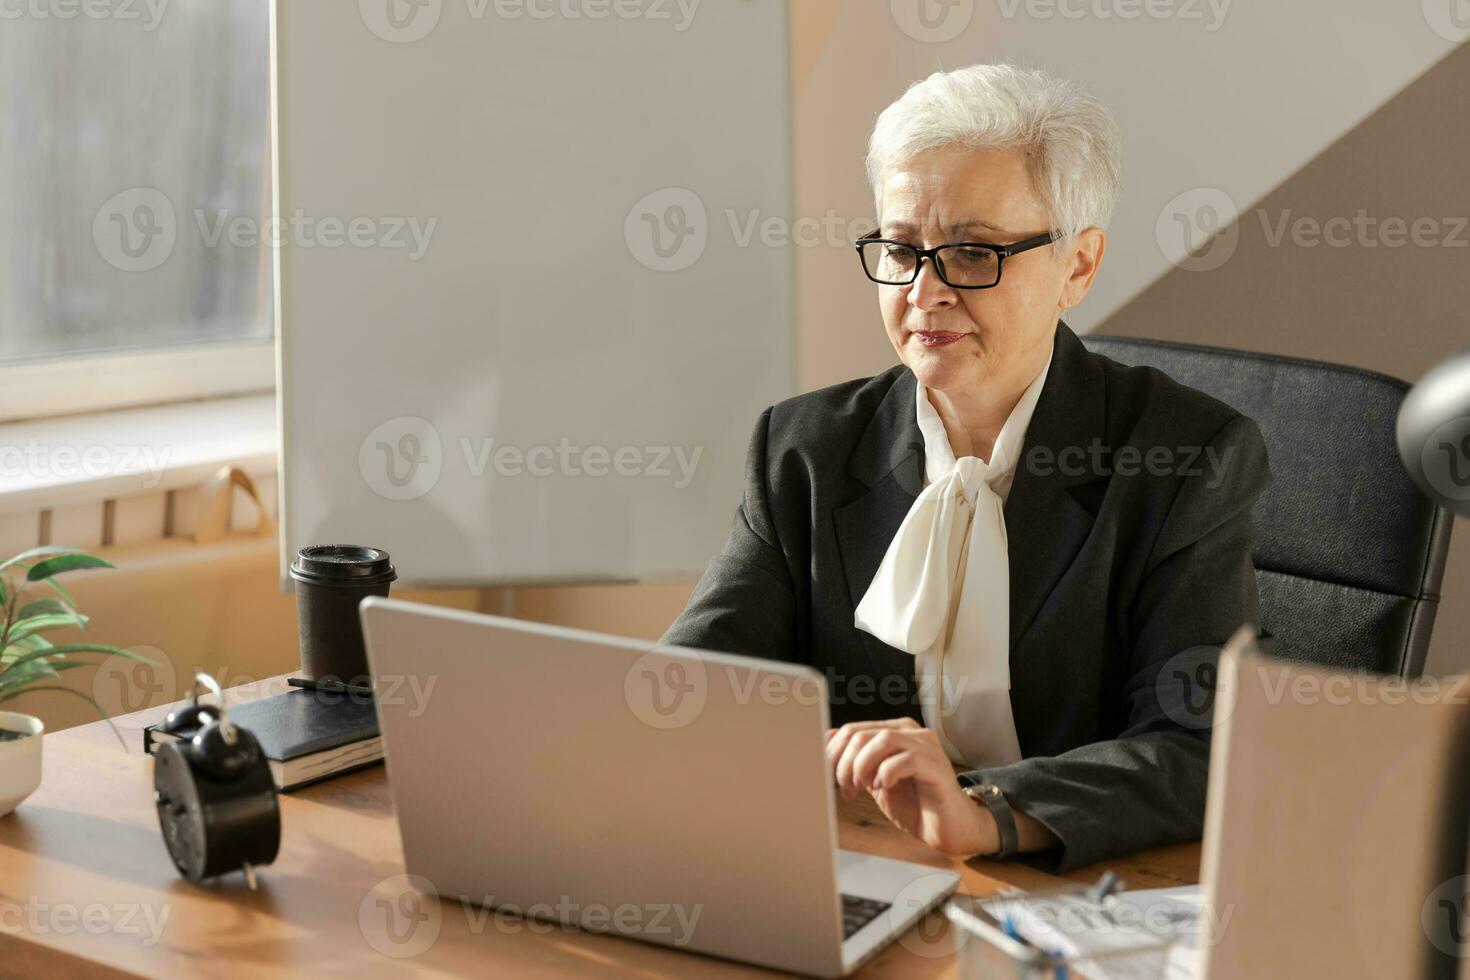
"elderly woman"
661,63,1269,873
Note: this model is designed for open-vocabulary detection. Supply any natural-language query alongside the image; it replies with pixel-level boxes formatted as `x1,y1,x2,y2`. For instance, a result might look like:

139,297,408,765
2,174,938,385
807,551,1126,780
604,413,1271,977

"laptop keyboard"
840,893,892,940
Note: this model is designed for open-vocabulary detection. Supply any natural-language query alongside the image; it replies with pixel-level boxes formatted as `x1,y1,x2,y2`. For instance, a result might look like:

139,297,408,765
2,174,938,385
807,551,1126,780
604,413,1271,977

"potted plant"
0,545,155,816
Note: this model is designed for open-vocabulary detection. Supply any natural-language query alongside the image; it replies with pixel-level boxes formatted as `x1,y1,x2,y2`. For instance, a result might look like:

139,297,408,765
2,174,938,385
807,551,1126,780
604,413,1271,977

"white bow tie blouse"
853,343,1054,769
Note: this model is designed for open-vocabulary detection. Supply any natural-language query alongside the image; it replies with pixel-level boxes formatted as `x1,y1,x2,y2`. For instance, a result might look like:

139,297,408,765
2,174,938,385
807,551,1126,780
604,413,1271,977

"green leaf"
4,634,53,657
0,659,60,688
0,546,83,576
0,685,125,747
16,598,75,620
41,576,77,608
24,643,152,660
6,612,88,645
0,574,7,607
0,661,92,694
26,554,114,582
0,644,155,679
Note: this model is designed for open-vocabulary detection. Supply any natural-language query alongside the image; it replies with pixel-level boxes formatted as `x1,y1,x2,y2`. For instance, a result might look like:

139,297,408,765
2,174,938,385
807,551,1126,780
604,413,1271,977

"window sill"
0,393,277,516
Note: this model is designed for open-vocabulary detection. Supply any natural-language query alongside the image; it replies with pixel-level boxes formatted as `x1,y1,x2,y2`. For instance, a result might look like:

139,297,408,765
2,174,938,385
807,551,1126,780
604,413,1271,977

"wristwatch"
962,782,1019,859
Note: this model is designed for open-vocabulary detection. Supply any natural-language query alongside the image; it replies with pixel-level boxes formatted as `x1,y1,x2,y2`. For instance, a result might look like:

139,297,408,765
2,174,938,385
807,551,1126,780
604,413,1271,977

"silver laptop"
360,596,960,977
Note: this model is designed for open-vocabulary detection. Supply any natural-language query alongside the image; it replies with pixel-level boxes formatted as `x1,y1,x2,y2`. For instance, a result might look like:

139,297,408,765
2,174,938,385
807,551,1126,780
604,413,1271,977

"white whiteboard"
273,0,794,587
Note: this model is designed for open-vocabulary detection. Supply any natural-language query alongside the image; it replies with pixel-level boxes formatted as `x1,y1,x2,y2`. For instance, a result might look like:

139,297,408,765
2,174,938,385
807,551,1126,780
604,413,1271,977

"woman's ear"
1059,227,1106,311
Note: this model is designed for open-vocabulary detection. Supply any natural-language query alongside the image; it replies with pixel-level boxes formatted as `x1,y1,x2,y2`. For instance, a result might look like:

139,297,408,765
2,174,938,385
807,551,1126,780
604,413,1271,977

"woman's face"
875,144,1103,394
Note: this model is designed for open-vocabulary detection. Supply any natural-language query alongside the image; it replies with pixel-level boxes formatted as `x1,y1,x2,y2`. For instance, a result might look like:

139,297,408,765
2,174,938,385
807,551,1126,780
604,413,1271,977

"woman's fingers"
851,730,906,791
833,729,877,799
825,717,918,762
872,748,921,791
827,718,928,798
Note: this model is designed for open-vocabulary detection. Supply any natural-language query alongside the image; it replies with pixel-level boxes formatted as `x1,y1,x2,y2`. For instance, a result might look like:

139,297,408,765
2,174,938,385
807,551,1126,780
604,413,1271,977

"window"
0,1,273,422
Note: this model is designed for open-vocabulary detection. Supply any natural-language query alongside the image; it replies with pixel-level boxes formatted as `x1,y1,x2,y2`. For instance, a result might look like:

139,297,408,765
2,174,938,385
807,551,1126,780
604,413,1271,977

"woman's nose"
907,259,956,309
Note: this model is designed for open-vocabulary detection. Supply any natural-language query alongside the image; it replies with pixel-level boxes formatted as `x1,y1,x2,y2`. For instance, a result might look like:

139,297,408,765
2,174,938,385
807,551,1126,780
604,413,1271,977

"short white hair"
865,63,1122,248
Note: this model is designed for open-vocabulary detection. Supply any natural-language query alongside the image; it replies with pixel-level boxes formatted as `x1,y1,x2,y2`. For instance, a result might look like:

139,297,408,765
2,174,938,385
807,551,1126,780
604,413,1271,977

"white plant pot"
0,711,43,817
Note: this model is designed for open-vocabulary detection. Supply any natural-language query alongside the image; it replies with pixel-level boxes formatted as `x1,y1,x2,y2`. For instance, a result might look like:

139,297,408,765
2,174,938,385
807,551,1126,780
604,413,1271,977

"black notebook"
144,689,382,791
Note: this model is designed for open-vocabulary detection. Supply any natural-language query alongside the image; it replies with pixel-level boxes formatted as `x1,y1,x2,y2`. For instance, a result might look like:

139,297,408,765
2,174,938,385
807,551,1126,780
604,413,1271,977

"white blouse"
853,342,1055,769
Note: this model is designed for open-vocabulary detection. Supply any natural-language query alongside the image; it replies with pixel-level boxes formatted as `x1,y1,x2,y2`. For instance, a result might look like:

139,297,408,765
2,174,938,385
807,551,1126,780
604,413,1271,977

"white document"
983,885,1204,980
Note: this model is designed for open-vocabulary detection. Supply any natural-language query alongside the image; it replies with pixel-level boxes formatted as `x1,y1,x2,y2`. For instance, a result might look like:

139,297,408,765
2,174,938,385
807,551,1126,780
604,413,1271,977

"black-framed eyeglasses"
854,229,1060,289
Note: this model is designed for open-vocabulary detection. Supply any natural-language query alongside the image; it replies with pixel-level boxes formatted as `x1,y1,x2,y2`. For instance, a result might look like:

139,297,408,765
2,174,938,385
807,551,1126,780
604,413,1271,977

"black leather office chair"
1082,335,1455,678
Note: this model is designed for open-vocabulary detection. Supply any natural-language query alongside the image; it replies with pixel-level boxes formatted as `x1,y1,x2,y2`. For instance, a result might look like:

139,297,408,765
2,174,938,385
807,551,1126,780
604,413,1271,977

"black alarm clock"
152,673,281,887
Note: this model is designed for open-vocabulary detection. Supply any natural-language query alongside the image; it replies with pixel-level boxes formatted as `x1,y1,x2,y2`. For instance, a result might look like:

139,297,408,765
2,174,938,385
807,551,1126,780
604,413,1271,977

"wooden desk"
0,677,1200,978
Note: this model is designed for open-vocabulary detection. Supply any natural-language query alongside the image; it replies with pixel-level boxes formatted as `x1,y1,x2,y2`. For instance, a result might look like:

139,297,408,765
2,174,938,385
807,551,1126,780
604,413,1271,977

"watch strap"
964,782,1019,859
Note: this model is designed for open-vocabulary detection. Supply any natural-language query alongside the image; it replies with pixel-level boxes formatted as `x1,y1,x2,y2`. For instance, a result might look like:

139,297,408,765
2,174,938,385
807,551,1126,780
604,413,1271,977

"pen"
1001,914,1069,979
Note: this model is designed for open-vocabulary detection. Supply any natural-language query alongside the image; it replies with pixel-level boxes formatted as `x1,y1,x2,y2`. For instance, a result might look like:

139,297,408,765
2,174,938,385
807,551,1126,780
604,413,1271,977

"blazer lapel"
1003,323,1111,648
833,367,925,621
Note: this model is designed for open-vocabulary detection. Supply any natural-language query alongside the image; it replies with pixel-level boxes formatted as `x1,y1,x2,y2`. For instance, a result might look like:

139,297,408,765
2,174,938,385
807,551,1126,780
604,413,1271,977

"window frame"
0,340,274,425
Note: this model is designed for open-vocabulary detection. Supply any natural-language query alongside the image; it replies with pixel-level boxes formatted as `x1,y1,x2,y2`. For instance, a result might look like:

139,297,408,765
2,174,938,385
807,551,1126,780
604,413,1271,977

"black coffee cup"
289,545,397,689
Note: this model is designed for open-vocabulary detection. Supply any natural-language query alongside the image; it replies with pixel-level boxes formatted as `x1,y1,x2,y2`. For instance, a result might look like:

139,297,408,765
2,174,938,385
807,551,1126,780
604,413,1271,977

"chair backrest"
1082,335,1455,677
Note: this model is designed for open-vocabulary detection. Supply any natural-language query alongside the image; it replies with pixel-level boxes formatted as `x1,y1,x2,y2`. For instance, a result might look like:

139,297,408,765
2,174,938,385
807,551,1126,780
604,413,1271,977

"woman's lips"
912,330,968,348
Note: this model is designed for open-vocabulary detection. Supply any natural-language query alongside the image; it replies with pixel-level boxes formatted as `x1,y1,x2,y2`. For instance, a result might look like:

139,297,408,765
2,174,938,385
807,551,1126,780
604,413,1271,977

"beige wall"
1091,45,1470,675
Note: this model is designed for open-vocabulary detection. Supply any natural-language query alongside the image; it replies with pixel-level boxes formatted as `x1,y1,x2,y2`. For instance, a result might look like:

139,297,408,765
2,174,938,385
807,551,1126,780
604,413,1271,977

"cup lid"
290,544,397,587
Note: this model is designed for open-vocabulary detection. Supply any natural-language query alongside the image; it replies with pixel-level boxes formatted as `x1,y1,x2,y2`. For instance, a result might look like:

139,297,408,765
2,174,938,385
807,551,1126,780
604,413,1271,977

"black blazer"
661,321,1271,871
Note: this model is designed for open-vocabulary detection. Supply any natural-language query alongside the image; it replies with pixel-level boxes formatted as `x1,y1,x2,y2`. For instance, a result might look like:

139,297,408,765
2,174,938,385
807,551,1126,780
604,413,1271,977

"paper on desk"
983,885,1203,980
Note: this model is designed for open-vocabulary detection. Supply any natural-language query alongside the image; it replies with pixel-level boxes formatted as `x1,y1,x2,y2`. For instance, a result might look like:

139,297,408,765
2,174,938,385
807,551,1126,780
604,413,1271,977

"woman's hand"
824,717,998,857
